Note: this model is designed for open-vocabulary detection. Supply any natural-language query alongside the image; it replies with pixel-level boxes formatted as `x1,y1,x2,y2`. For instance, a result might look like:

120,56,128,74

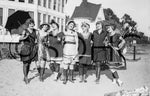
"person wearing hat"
92,21,108,84
47,20,64,81
19,19,38,84
78,22,92,83
62,20,78,84
105,22,125,86
37,23,50,82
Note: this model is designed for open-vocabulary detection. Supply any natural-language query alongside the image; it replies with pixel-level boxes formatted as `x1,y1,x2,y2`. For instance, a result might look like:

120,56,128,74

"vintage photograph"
0,0,150,96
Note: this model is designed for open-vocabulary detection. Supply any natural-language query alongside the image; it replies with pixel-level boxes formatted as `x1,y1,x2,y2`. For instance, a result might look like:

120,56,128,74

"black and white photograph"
0,0,150,96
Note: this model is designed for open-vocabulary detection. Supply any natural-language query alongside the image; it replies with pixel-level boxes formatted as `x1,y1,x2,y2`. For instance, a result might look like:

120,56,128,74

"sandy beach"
0,44,150,96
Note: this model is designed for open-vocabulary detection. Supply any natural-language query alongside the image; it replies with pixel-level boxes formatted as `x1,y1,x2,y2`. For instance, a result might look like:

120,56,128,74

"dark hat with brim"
81,22,90,28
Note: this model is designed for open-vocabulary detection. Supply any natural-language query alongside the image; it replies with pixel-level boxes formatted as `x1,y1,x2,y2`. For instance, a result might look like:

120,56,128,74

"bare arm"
118,36,126,49
19,30,29,41
75,33,79,55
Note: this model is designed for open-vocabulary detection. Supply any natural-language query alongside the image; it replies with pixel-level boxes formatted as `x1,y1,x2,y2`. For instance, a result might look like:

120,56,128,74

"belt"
64,41,76,44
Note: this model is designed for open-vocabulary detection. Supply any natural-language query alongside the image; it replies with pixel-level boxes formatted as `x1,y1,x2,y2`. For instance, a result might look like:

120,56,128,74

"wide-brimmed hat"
39,23,50,30
103,20,118,30
81,22,90,28
50,19,59,29
66,20,76,27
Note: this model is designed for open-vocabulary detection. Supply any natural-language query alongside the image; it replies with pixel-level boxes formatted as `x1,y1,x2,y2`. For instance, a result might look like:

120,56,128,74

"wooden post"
133,40,136,60
133,45,136,60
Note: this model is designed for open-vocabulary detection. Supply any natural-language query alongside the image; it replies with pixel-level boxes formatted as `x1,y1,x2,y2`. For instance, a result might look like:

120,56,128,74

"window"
19,0,25,2
38,0,41,6
57,18,60,30
53,16,56,21
43,14,46,23
43,0,47,7
62,0,64,13
58,0,61,12
57,18,60,24
48,15,51,23
0,8,3,25
61,19,64,32
8,9,15,17
28,0,34,4
38,13,41,27
53,0,56,10
28,11,34,19
48,0,51,9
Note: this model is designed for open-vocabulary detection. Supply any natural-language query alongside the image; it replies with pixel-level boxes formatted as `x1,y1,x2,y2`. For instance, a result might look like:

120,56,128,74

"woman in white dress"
37,23,50,82
62,21,78,84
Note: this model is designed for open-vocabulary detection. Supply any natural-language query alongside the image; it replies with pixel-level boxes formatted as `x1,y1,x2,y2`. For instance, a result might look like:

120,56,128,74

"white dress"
63,30,78,64
38,30,50,61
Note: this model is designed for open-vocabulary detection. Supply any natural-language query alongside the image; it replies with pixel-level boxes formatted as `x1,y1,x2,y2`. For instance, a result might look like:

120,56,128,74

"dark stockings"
23,61,31,84
79,64,87,83
95,62,101,82
39,67,45,82
112,71,119,79
63,68,74,84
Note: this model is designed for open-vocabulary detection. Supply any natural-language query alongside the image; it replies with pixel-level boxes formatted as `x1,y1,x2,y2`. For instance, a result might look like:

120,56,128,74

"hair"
39,23,50,31
67,20,76,28
106,24,116,31
81,22,90,28
26,19,35,27
50,19,59,29
96,21,106,31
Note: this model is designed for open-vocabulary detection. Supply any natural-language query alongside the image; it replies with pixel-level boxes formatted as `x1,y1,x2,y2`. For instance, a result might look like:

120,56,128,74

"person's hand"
57,37,61,41
114,47,119,50
91,60,94,65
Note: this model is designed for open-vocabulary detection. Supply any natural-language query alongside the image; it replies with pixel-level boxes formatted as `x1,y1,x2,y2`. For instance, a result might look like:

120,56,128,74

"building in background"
71,0,105,32
0,0,67,32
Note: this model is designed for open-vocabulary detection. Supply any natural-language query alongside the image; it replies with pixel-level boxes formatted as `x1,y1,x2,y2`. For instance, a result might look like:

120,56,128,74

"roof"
71,1,101,21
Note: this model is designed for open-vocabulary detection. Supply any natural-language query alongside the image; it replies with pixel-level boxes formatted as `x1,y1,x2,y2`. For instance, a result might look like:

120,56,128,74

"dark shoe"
57,73,62,80
84,79,87,83
95,79,100,84
79,76,84,83
63,69,68,84
69,70,74,83
24,77,29,84
63,80,67,84
39,68,45,82
83,75,87,83
37,67,41,74
79,80,83,83
69,79,74,83
54,78,58,82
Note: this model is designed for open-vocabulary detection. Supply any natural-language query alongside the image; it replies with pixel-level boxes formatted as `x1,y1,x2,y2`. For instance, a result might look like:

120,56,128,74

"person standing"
62,20,78,84
78,22,92,83
105,23,124,86
47,20,64,81
92,21,108,84
37,23,50,82
19,19,38,84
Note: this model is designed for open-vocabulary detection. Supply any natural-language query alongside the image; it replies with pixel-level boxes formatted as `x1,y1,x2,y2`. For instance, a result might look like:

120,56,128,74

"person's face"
51,23,58,30
81,25,88,32
68,22,75,30
42,25,49,31
81,25,86,31
28,23,35,29
106,26,113,33
96,23,102,30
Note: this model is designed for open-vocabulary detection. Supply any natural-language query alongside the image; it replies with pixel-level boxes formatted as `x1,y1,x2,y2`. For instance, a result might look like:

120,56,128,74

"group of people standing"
19,18,126,86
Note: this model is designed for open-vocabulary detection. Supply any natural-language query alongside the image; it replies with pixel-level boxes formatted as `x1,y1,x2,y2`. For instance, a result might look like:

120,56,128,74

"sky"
64,0,150,36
